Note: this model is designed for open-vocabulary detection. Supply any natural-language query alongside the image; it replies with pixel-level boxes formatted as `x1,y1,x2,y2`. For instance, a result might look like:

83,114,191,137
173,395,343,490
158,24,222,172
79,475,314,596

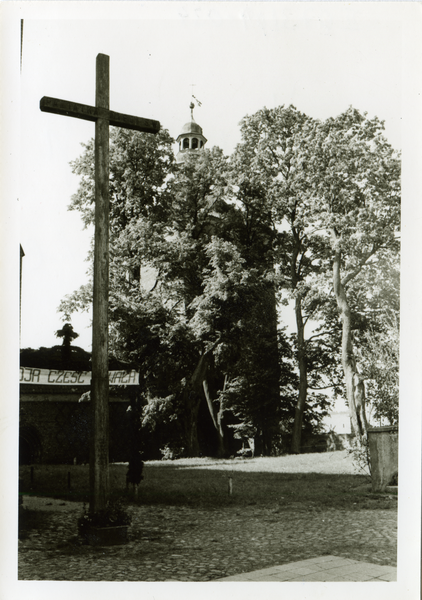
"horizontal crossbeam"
40,96,160,134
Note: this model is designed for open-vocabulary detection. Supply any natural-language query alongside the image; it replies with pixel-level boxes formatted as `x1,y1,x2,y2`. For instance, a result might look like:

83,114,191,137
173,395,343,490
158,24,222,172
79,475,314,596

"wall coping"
367,425,398,434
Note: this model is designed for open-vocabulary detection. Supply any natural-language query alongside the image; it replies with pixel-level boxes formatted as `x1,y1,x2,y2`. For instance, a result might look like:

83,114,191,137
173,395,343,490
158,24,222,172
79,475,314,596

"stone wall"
299,432,354,453
367,426,398,492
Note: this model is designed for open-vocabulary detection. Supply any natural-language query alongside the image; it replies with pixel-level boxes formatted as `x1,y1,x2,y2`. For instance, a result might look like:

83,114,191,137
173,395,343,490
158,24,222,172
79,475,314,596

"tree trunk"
203,378,226,457
184,392,201,457
253,280,281,456
290,227,308,454
182,340,221,457
332,238,368,443
290,295,308,453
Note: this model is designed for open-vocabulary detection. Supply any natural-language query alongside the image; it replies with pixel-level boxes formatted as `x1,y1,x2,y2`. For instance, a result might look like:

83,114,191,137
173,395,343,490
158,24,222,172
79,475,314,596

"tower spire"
176,99,207,164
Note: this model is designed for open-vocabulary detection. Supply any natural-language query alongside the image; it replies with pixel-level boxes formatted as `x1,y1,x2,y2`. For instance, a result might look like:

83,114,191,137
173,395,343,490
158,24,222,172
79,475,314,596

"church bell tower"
176,102,207,164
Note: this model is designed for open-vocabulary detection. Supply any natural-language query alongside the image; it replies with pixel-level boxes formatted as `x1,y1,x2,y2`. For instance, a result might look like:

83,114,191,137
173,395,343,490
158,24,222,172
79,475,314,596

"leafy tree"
296,107,401,441
62,105,399,458
69,127,175,230
158,149,284,456
331,253,400,426
189,236,285,455
228,105,400,450
229,106,336,452
62,129,289,456
360,313,399,425
63,136,235,456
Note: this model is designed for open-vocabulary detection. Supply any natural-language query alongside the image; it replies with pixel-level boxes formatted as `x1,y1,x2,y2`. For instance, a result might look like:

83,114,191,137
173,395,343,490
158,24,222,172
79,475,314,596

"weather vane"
190,83,202,110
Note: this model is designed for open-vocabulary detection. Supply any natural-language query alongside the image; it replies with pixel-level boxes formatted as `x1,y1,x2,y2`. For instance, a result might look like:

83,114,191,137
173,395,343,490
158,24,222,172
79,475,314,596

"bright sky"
13,4,407,353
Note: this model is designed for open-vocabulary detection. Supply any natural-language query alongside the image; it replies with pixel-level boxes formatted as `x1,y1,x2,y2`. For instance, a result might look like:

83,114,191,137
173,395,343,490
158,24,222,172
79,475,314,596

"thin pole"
90,53,110,514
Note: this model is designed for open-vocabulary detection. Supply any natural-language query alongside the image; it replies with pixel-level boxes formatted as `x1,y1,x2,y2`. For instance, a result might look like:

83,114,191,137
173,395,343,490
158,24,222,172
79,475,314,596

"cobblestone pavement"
18,495,397,581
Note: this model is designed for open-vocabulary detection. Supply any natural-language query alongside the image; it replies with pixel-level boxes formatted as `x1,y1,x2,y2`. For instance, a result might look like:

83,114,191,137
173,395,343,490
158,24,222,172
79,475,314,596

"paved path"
216,555,397,581
19,495,397,581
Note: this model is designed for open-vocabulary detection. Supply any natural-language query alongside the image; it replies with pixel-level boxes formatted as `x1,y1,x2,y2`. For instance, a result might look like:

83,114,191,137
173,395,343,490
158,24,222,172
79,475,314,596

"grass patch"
19,451,393,511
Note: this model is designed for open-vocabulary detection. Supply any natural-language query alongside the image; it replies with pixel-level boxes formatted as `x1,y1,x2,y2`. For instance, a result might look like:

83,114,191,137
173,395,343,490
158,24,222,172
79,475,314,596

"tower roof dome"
180,120,203,135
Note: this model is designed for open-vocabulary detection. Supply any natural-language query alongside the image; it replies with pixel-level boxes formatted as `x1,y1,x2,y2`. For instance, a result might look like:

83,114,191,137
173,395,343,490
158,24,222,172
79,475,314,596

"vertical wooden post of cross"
90,53,110,513
40,53,160,515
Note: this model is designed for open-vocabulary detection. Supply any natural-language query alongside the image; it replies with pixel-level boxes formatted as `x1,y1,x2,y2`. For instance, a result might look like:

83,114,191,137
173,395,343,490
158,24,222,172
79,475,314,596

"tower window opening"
183,138,189,149
200,140,203,148
192,138,198,149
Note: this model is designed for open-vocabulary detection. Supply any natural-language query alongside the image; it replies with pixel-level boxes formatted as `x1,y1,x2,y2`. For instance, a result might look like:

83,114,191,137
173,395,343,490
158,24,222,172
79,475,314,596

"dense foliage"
60,105,400,457
230,105,400,447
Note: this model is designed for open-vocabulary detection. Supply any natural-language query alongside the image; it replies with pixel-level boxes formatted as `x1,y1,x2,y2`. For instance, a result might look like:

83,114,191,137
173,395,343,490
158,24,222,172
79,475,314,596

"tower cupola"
176,102,207,163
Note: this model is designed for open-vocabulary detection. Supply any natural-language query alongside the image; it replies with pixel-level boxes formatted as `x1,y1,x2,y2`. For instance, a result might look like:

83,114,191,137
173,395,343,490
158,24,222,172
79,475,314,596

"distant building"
19,345,137,464
323,410,352,434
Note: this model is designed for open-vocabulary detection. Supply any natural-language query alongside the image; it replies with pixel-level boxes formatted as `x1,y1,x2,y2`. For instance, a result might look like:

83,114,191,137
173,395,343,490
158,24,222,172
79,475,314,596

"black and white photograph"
1,2,421,599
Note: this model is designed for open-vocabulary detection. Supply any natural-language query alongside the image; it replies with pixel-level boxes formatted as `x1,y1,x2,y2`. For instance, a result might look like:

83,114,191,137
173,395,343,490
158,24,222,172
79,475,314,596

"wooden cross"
40,53,160,514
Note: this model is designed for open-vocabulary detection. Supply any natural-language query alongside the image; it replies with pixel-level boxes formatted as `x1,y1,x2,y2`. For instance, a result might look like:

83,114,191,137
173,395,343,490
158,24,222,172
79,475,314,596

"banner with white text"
20,367,139,386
